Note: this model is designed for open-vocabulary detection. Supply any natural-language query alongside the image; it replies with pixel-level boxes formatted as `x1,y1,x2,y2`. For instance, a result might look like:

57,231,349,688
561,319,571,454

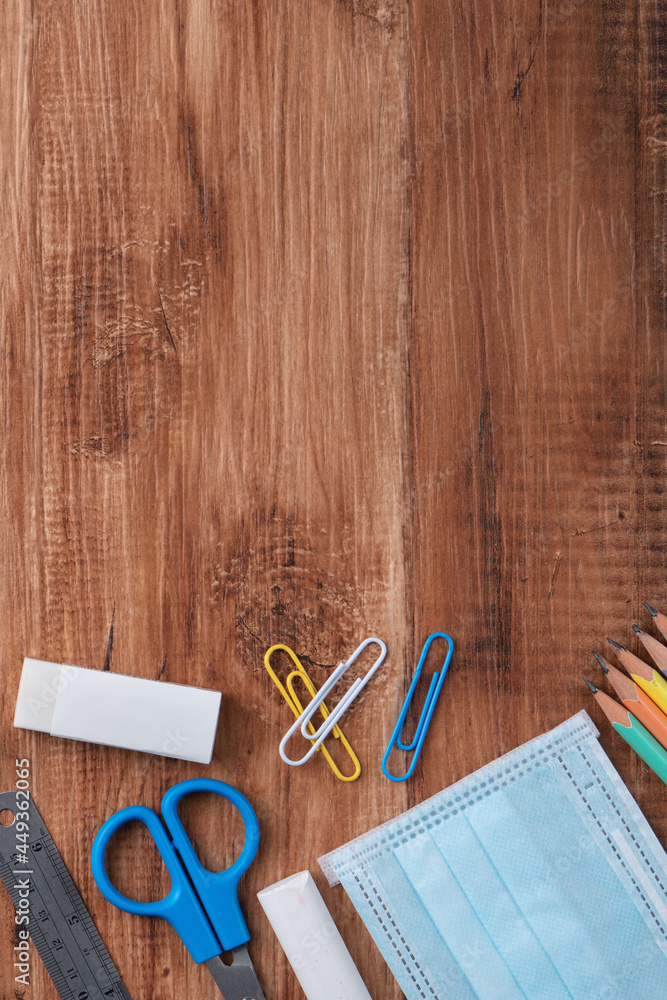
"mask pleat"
322,713,667,1000
430,813,573,1000
339,852,478,1000
394,832,526,1000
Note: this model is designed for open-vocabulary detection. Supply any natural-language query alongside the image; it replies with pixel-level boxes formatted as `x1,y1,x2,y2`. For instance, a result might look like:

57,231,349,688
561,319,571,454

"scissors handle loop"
382,632,454,783
90,779,260,961
90,803,221,963
161,778,259,952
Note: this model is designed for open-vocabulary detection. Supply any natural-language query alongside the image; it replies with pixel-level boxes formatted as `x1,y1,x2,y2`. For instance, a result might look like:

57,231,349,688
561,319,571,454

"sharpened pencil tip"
582,676,598,694
645,602,658,617
607,637,625,651
592,651,609,673
632,624,645,635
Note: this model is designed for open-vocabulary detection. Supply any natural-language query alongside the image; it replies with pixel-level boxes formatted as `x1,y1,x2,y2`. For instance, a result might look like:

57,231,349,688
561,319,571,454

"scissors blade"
205,947,267,1000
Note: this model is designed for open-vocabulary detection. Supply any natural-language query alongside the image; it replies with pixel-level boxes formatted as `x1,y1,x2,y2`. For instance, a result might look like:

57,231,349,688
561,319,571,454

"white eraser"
13,659,64,733
14,658,222,764
257,870,373,1000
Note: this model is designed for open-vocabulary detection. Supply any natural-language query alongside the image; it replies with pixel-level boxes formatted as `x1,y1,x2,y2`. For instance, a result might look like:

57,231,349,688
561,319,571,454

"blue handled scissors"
91,778,266,1000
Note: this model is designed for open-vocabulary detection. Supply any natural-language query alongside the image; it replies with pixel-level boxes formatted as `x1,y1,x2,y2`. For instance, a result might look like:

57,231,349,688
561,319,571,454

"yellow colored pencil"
607,638,667,716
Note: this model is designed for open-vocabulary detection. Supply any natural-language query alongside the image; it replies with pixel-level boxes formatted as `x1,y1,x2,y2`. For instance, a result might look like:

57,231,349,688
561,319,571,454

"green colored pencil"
584,677,667,785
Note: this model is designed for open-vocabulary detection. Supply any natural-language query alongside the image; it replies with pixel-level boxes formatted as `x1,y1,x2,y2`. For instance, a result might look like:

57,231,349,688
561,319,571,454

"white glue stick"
257,870,373,1000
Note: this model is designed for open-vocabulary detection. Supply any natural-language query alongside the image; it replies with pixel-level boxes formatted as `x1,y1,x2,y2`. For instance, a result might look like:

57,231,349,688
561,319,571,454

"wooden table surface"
1,1,666,998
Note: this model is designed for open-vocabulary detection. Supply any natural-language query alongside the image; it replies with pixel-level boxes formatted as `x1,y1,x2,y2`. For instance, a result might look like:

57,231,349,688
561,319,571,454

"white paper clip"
279,637,387,767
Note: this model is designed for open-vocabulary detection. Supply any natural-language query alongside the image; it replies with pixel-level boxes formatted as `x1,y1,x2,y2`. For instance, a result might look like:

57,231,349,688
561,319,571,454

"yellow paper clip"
263,644,361,782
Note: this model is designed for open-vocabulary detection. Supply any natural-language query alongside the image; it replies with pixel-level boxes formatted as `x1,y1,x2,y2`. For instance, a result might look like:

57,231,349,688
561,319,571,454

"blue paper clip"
381,632,454,782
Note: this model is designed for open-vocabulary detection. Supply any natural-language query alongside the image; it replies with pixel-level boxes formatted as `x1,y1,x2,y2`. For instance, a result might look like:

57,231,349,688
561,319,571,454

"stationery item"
279,638,387,769
14,657,221,763
0,789,131,1000
645,601,667,641
593,652,667,751
382,631,454,782
607,637,667,714
91,778,265,1000
632,623,667,676
264,644,361,781
257,870,372,1000
584,678,667,784
320,712,667,1000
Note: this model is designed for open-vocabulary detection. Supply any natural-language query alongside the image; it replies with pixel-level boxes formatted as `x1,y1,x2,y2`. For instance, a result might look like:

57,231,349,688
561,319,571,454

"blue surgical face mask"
320,712,667,1000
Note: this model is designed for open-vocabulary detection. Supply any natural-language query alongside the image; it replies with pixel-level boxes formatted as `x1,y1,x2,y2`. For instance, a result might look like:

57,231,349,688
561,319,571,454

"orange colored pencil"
593,652,667,752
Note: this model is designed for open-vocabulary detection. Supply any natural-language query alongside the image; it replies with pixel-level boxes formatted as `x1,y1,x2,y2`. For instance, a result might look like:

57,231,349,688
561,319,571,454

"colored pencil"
593,652,667,752
644,603,667,644
607,638,667,715
632,624,667,678
583,678,667,786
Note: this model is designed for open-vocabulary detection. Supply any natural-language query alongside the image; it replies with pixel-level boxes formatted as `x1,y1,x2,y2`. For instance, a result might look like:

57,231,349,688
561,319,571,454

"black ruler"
0,790,131,1000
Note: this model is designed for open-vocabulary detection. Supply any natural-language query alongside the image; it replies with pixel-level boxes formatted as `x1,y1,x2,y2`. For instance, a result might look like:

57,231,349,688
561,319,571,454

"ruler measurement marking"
0,793,131,1000
0,845,102,1000
1,851,74,997
42,840,116,994
32,851,117,997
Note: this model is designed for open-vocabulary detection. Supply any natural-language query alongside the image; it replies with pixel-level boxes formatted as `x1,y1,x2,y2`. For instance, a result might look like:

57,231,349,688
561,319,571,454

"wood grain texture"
0,0,665,998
